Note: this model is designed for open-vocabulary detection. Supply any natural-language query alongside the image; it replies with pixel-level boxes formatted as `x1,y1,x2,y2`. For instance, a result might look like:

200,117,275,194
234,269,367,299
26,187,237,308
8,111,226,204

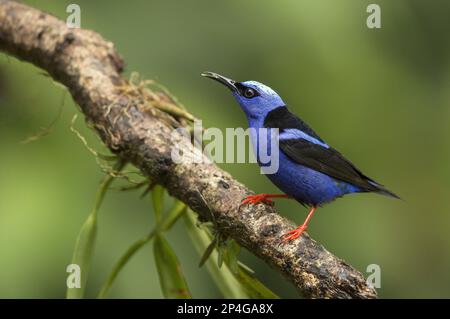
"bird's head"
202,72,285,120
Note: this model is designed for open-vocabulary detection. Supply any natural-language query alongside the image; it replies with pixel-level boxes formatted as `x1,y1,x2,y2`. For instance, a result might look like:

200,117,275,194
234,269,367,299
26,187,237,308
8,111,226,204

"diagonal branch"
0,0,376,298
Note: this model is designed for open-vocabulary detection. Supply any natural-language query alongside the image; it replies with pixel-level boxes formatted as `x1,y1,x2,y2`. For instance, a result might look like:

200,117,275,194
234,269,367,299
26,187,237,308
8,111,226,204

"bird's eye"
244,88,256,98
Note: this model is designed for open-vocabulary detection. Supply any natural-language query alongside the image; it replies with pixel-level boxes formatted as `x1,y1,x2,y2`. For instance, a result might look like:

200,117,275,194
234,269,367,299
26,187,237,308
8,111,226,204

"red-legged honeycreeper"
201,71,399,241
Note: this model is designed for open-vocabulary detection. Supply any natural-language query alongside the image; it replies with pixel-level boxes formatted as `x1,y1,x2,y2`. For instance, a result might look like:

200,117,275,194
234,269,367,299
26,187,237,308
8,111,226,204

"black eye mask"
235,83,260,98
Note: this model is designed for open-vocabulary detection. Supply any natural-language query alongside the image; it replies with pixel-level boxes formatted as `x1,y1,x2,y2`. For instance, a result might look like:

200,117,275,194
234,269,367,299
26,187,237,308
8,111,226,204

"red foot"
241,194,275,206
282,225,308,242
281,206,317,243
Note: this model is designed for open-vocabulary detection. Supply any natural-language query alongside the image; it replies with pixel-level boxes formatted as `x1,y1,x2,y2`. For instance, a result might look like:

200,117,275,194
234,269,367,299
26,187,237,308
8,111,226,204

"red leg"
282,206,317,242
241,194,289,206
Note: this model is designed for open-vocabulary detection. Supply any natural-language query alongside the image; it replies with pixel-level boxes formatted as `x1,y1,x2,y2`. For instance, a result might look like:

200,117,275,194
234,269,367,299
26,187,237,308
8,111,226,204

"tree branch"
0,0,376,298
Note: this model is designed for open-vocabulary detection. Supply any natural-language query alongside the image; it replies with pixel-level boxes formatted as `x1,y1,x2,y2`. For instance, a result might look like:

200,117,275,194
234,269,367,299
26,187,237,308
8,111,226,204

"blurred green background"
1,0,449,298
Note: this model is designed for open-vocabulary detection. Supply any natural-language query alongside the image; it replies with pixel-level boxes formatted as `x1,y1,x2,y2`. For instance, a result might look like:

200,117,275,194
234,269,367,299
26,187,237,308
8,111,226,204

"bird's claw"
241,194,275,206
282,225,307,242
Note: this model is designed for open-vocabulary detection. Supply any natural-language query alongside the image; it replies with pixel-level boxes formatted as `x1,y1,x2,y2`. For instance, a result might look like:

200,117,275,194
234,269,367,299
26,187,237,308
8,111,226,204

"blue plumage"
242,104,359,206
267,151,361,205
202,72,398,241
280,129,329,149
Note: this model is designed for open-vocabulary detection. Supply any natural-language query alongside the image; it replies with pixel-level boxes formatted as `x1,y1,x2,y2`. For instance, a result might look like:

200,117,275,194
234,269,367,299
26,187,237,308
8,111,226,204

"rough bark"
0,0,377,298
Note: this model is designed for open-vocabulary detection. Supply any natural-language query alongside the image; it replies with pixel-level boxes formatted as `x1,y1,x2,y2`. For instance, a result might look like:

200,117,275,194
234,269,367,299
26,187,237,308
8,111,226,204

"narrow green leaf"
66,214,97,299
198,237,217,268
153,234,191,299
152,185,165,222
183,209,249,298
66,160,125,299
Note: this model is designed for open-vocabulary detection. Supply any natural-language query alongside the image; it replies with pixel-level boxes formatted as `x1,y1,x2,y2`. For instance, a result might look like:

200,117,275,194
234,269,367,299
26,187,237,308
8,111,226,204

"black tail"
368,181,400,199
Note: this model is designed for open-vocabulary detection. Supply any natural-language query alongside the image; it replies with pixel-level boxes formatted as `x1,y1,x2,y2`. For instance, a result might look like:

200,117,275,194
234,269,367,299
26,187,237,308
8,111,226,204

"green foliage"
98,189,188,298
184,209,279,299
66,161,125,299
98,190,277,299
184,210,248,298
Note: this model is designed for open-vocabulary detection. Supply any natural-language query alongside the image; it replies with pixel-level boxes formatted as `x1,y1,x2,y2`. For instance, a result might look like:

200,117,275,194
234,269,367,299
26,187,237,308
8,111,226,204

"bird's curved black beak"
201,71,238,93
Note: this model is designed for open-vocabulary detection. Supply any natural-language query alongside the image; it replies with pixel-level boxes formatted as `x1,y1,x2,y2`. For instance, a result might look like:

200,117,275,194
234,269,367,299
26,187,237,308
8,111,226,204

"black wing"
265,107,398,197
279,139,378,190
264,106,325,143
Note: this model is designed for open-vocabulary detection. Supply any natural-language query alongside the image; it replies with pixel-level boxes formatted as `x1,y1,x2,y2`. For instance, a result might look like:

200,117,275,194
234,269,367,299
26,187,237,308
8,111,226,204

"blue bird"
201,72,399,241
